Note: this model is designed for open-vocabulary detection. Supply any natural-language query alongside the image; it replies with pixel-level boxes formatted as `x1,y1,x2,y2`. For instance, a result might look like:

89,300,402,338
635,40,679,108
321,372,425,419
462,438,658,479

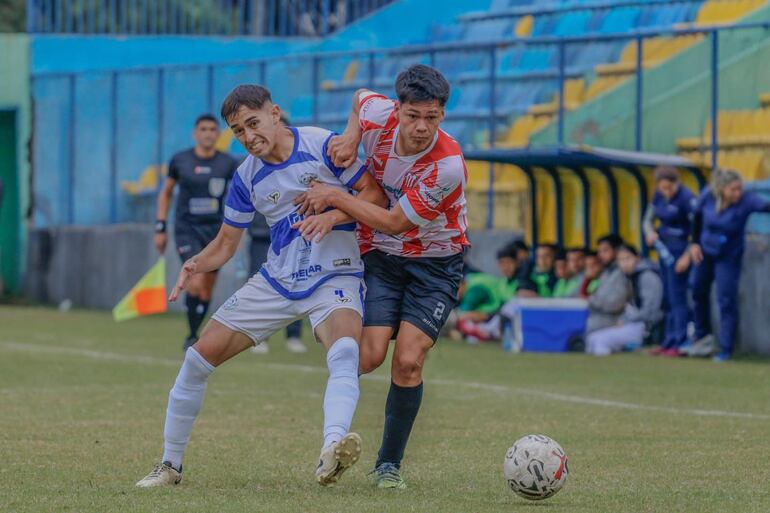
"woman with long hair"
687,169,770,361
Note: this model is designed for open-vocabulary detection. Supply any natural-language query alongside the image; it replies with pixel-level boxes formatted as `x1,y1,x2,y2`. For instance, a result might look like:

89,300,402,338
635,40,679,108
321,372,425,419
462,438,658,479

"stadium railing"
29,21,770,228
26,0,394,36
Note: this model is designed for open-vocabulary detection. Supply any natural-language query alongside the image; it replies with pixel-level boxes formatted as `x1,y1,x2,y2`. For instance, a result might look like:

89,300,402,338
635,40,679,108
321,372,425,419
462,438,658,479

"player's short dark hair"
395,64,450,107
584,250,598,258
597,233,624,249
194,114,219,127
496,244,518,261
220,84,273,122
555,249,567,261
512,239,529,253
618,243,639,256
566,247,586,255
537,243,559,254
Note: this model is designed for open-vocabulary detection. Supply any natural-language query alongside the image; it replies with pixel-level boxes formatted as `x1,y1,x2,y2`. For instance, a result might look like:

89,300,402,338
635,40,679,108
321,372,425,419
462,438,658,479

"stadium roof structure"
464,145,708,252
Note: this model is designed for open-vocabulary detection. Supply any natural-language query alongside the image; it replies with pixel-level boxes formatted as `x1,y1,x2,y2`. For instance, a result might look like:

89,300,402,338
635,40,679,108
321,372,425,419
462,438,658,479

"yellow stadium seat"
502,114,536,147
515,15,533,38
343,60,359,83
759,92,770,108
215,129,233,152
121,165,163,195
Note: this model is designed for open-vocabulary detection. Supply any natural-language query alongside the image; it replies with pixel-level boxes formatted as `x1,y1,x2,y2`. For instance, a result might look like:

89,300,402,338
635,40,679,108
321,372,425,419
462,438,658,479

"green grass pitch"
2,305,770,512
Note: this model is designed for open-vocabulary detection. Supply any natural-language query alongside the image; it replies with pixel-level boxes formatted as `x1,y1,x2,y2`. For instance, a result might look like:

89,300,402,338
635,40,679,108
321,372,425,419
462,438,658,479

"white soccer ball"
503,434,569,500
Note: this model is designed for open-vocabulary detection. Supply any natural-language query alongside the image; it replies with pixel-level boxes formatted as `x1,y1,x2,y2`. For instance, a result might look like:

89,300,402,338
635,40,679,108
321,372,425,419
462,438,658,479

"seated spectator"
579,250,602,298
454,244,536,341
511,239,533,283
530,243,559,297
586,234,628,334
553,248,585,298
456,244,535,322
586,244,664,356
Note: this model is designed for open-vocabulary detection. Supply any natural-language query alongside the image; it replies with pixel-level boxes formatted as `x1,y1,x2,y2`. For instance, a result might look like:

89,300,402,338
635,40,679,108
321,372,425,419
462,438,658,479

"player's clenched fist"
169,259,198,302
327,134,359,169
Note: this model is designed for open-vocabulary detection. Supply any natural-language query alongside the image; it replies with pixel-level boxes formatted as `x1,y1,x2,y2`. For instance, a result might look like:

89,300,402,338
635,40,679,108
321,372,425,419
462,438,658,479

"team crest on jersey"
208,177,226,198
267,191,281,204
299,172,318,186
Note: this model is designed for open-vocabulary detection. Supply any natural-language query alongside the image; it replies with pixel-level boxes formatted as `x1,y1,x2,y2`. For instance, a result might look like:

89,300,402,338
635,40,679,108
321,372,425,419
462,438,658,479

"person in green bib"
530,244,560,297
553,248,586,298
458,244,536,319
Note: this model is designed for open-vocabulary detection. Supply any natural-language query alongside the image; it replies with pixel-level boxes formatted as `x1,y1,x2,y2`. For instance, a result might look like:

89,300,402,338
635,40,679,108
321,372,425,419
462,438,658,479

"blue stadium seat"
598,7,641,33
516,47,556,72
463,19,514,42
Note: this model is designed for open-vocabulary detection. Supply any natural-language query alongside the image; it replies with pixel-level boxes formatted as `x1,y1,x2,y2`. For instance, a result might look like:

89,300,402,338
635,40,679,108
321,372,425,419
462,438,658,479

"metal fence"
26,0,394,35
30,21,770,228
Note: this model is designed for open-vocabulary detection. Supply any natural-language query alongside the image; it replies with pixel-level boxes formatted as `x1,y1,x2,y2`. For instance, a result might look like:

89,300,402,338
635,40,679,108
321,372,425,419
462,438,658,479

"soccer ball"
503,434,569,500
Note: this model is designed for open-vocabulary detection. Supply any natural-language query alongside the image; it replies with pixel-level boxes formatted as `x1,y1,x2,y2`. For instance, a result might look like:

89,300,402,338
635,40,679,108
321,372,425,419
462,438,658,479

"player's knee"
391,352,424,382
359,348,387,374
328,337,359,365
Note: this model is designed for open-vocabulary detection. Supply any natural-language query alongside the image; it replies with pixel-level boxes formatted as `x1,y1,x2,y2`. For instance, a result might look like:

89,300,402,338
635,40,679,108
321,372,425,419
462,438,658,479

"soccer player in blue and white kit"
136,84,387,488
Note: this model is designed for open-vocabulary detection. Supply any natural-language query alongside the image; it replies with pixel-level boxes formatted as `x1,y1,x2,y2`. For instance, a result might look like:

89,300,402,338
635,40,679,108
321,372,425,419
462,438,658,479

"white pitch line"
2,340,769,421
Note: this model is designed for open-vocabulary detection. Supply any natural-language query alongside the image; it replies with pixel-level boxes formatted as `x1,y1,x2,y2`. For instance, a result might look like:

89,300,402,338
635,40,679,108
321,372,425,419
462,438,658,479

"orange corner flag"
112,257,168,322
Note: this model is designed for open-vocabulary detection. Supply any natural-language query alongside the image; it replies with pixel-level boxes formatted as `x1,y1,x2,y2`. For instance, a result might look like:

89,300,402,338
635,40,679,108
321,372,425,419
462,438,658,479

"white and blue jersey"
223,126,368,300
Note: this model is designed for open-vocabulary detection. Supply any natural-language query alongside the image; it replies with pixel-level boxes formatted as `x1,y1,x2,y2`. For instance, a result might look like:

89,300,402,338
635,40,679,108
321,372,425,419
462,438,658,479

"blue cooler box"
518,298,589,352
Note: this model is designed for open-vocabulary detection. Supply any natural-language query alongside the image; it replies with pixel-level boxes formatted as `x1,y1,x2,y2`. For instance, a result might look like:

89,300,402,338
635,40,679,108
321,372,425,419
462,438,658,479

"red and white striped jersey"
357,91,470,258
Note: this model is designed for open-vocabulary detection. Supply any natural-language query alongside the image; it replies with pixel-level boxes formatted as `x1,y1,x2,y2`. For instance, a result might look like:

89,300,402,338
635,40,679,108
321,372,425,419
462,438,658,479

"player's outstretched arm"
327,88,370,168
293,172,388,242
169,224,244,301
297,181,414,236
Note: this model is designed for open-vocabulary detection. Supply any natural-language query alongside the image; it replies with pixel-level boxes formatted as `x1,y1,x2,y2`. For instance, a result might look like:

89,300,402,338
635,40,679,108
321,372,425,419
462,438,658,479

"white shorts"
212,273,365,345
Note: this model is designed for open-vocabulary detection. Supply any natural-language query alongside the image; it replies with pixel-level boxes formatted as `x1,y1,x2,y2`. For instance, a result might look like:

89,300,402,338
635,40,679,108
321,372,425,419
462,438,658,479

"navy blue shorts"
362,249,464,342
174,221,220,263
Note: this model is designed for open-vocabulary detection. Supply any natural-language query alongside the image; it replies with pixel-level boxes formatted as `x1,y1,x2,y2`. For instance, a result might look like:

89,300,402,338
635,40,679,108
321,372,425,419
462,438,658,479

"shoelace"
372,464,401,481
146,464,166,479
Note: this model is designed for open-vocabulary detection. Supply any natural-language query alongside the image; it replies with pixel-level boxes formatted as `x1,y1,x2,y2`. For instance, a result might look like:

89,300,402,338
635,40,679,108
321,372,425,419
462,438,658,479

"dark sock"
192,299,210,338
184,294,200,339
376,381,424,469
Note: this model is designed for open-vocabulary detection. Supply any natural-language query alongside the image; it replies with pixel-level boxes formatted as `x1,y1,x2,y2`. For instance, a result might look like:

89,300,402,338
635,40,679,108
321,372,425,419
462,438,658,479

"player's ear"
393,101,400,121
271,104,281,125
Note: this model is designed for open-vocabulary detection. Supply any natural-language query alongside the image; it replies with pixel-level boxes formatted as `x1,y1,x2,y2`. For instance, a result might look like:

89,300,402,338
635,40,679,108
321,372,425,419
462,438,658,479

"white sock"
162,347,214,469
323,337,360,448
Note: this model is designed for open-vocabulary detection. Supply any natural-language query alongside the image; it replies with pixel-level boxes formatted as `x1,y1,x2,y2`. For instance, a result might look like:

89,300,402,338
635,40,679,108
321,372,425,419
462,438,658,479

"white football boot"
315,432,362,486
135,461,182,488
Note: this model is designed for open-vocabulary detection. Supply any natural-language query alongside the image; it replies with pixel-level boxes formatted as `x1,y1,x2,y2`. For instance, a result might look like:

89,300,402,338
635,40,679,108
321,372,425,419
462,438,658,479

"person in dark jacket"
685,169,770,361
642,166,697,356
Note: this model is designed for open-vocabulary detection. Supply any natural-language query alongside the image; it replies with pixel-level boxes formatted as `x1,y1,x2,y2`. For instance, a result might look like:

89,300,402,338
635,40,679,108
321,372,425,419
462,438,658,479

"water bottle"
653,239,675,267
502,319,513,353
502,317,522,353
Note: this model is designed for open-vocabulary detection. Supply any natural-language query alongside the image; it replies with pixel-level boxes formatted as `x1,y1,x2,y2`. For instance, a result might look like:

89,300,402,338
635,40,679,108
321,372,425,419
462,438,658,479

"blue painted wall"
30,0,489,227
31,36,315,73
